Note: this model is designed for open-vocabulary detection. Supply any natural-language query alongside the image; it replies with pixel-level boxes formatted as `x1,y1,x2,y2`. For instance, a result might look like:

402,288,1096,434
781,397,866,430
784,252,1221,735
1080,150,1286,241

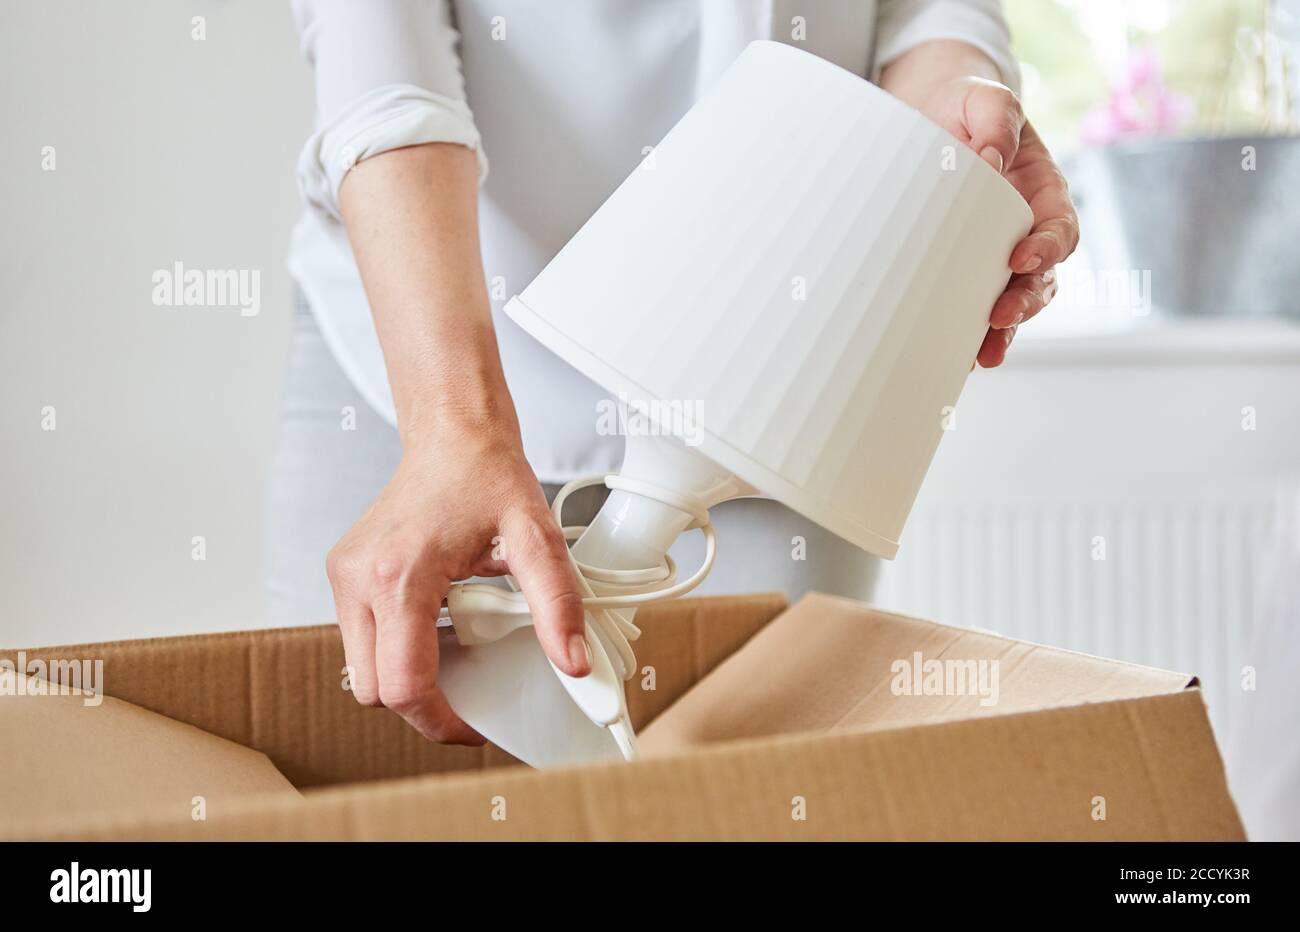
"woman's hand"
879,42,1080,368
326,418,589,744
918,76,1080,368
332,142,589,744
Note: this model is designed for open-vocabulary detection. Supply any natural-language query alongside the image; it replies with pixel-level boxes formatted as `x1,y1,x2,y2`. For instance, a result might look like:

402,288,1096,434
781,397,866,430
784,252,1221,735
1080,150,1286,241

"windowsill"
1009,314,1300,366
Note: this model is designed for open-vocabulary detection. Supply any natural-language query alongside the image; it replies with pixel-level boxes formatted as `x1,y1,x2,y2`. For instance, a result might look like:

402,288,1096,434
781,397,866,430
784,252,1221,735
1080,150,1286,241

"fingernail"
979,146,1004,174
1019,255,1042,272
567,634,591,674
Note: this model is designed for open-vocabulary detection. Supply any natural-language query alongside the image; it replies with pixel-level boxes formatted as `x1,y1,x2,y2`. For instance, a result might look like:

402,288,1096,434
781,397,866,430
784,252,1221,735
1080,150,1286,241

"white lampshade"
506,40,1032,558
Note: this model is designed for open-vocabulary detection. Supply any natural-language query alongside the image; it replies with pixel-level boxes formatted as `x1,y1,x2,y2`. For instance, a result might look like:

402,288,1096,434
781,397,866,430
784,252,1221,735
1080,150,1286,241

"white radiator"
874,483,1290,737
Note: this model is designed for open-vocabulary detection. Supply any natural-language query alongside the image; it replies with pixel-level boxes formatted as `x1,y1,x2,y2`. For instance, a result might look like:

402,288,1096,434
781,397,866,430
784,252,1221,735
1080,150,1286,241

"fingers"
1007,124,1080,274
963,80,1024,175
976,323,1017,369
468,536,511,578
1010,213,1080,274
327,550,381,707
500,508,591,677
329,545,483,746
989,269,1056,330
369,559,483,745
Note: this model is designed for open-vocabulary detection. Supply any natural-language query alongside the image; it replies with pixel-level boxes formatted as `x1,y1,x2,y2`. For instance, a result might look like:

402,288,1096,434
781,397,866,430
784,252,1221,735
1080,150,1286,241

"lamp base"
438,434,755,768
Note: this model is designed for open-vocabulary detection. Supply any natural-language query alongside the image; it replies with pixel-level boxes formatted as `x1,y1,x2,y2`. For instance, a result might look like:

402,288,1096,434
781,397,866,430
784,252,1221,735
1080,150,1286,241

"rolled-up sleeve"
292,0,488,220
873,0,1021,95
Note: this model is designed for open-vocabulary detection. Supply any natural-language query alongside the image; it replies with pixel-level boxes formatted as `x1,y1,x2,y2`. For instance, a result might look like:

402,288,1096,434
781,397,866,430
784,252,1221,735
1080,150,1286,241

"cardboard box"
0,592,1244,840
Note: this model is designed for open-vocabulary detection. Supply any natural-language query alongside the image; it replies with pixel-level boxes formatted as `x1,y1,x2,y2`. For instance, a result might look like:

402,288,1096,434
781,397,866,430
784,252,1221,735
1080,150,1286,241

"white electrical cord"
490,474,717,678
545,473,718,684
481,472,716,758
553,474,718,609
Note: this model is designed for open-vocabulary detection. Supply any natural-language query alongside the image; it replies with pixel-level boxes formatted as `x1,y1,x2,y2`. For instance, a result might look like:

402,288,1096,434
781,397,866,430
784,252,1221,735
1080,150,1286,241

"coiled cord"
546,473,718,682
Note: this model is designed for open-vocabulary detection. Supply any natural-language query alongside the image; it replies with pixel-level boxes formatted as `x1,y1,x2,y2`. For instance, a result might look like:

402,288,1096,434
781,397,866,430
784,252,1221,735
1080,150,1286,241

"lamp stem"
564,434,757,679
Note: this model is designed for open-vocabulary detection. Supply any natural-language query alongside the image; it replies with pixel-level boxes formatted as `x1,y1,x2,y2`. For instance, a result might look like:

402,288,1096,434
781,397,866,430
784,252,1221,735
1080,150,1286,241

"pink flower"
1080,47,1193,145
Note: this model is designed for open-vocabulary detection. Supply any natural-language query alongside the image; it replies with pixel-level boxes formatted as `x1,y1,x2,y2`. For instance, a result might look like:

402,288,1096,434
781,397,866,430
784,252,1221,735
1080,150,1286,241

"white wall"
873,320,1300,734
1,1,312,645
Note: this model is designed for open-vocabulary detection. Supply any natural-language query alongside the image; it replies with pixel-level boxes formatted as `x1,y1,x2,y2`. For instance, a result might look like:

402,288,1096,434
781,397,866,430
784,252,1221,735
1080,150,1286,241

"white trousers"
264,296,879,625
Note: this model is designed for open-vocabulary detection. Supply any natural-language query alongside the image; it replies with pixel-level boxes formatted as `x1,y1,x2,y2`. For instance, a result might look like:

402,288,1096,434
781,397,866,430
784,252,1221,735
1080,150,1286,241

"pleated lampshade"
506,40,1032,558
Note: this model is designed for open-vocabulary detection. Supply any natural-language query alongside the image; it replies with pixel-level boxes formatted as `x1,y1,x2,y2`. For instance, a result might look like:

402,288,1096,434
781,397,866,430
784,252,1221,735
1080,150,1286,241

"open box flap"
641,592,1195,752
32,689,1242,841
0,670,296,834
0,593,789,790
3,592,1241,841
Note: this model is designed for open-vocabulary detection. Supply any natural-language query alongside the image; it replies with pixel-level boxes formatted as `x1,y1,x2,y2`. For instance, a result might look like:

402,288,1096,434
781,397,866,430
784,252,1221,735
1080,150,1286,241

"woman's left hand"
919,76,1080,367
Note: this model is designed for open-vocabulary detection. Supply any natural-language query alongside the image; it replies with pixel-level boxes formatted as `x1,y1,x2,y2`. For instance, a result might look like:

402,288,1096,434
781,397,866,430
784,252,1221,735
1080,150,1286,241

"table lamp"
435,40,1032,768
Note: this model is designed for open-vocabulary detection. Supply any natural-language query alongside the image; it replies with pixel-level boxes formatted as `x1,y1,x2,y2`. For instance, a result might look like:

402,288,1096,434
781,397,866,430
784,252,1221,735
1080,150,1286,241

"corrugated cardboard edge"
642,592,1202,751
32,688,1244,841
2,623,515,786
0,672,297,836
807,594,1202,690
1,592,791,840
0,592,789,795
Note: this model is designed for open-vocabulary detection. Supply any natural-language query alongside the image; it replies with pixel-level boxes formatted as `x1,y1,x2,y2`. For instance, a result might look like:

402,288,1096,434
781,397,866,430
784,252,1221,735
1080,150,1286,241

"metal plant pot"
1069,135,1300,318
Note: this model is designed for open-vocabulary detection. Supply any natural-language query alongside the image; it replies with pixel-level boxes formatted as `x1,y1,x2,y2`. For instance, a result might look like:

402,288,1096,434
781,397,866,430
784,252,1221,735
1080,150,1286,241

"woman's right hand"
326,416,591,743
325,142,591,744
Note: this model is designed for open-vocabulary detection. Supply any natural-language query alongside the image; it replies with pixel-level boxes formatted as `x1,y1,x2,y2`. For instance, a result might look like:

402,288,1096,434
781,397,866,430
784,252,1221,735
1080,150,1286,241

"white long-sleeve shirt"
288,0,1019,483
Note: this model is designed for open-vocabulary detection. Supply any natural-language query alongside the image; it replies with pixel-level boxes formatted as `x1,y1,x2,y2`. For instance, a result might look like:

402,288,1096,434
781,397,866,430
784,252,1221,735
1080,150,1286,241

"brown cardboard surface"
1,591,1244,841
0,593,787,788
640,592,1196,752
0,672,296,835
36,690,1240,841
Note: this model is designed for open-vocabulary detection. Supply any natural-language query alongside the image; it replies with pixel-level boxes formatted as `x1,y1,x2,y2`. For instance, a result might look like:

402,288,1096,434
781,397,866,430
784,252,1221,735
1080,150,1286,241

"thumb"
501,509,591,677
962,80,1024,175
